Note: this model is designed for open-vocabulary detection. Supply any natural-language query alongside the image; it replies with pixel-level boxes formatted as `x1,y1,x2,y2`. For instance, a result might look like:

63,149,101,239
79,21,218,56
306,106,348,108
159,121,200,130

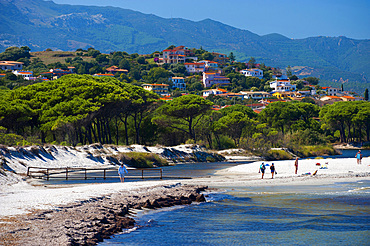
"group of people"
259,157,299,179
259,162,276,179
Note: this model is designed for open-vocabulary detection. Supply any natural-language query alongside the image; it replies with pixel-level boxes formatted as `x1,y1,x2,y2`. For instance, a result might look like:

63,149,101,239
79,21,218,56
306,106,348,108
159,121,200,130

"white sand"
0,154,369,218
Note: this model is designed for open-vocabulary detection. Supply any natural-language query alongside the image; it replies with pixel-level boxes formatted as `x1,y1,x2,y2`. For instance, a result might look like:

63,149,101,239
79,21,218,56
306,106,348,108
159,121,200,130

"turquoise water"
100,180,370,246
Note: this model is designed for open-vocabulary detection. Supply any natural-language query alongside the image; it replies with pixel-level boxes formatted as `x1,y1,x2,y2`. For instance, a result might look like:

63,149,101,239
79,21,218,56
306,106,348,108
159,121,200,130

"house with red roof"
159,46,197,64
142,83,169,96
12,70,33,80
184,63,205,73
0,61,23,70
211,52,229,64
106,66,128,74
321,86,341,96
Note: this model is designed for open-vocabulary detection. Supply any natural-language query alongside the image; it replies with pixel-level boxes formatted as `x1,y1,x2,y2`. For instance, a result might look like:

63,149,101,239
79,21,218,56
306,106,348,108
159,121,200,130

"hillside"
0,0,369,92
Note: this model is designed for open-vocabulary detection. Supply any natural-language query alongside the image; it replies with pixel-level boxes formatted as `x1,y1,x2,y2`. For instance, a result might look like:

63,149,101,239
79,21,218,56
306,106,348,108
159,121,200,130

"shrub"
0,133,31,146
265,149,293,161
292,145,340,158
116,152,169,168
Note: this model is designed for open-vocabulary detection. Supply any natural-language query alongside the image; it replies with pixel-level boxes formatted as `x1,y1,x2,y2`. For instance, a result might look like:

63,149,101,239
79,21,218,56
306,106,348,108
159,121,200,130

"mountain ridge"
0,0,369,92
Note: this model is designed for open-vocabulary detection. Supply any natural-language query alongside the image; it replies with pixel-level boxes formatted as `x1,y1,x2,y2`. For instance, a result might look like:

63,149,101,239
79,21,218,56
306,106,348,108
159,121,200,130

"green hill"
0,0,369,93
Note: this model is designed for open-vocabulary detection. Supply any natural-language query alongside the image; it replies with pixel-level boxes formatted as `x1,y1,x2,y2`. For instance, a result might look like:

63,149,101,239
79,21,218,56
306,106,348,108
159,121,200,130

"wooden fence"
26,166,163,180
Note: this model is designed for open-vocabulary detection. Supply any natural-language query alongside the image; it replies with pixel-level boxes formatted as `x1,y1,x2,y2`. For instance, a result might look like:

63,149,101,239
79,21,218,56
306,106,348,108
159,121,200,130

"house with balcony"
0,61,23,71
240,91,270,100
171,77,186,90
159,46,197,64
184,63,205,73
211,52,229,64
202,72,231,88
322,87,341,96
142,83,169,96
270,79,296,92
240,69,263,79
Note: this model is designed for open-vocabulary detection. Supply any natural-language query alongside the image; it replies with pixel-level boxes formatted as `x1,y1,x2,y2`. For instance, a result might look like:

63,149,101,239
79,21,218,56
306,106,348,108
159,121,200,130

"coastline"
0,184,208,246
0,155,369,245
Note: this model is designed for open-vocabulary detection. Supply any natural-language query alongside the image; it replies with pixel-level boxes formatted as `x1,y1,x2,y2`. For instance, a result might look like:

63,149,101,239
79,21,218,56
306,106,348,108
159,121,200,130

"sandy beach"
0,153,369,245
1,156,369,217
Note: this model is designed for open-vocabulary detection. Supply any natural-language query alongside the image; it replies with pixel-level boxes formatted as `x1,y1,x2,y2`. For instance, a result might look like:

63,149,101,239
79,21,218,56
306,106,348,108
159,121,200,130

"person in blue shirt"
118,163,128,182
356,150,363,164
259,162,266,179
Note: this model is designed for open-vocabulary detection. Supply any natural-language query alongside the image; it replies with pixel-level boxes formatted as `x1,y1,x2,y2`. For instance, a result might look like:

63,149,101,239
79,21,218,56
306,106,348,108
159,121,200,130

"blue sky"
52,0,369,39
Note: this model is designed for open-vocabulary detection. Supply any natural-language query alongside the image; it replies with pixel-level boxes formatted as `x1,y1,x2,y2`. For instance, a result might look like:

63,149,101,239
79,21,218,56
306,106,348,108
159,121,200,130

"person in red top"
294,157,299,174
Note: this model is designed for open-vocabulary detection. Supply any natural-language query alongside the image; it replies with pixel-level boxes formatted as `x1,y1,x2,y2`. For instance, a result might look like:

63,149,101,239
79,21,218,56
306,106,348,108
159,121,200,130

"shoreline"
0,184,208,246
1,156,369,245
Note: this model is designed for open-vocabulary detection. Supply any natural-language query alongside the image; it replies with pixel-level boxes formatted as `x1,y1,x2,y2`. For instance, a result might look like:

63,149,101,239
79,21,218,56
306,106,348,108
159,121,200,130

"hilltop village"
0,45,368,153
0,45,365,110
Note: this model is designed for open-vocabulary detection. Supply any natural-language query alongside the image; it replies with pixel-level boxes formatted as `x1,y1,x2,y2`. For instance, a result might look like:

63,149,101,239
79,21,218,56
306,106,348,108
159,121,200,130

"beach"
0,155,369,245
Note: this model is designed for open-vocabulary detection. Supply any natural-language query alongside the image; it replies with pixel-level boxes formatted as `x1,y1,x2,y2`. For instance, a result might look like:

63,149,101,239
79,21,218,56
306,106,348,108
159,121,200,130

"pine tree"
365,88,369,101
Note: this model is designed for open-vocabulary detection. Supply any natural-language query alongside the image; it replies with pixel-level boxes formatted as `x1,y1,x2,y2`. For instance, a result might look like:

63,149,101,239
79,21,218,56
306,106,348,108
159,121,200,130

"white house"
184,63,205,73
240,69,263,79
0,61,23,70
202,88,227,97
269,79,296,92
171,77,186,90
240,91,270,100
198,60,219,68
12,70,33,80
322,87,340,96
272,74,288,80
202,72,231,88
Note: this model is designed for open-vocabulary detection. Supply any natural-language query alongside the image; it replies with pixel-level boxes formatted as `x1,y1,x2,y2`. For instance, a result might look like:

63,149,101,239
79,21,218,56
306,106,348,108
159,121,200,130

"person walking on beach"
270,163,276,179
259,162,266,179
294,157,299,174
118,163,128,182
355,150,363,164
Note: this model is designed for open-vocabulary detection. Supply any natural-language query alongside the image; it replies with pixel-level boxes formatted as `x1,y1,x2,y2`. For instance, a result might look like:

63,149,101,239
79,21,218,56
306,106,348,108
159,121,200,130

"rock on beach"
0,184,208,246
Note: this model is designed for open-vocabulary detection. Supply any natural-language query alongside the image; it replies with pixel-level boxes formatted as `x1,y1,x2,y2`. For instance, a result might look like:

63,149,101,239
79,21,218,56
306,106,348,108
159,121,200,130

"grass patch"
264,150,293,161
115,152,169,168
292,145,340,158
30,51,94,65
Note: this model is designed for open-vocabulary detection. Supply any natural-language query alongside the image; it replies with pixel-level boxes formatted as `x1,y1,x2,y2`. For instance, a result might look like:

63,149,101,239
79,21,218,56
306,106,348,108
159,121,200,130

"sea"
98,150,370,246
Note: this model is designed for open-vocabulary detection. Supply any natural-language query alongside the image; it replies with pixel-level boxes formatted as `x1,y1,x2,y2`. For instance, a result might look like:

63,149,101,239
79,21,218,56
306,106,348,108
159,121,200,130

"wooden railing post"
141,169,144,179
66,168,68,180
104,169,106,180
46,169,49,181
160,168,162,180
27,167,30,177
85,169,87,180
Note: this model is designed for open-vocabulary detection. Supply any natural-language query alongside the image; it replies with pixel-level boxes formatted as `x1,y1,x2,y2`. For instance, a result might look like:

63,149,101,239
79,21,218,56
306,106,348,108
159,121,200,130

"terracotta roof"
172,77,184,79
143,84,169,86
341,96,355,99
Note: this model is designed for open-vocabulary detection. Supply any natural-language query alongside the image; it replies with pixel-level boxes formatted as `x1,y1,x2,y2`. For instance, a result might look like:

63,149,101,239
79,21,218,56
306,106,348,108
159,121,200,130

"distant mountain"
1,0,369,93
